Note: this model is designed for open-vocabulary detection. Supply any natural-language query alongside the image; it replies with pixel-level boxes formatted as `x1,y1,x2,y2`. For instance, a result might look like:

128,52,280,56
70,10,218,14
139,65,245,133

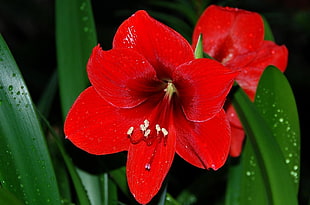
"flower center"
164,81,177,100
126,81,176,170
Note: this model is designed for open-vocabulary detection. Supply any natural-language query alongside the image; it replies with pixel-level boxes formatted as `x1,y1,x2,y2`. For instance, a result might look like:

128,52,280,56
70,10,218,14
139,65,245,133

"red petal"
226,103,243,129
233,41,288,100
226,104,245,157
113,10,194,79
87,45,164,108
192,5,264,62
175,109,231,170
126,125,176,204
229,126,245,157
173,58,237,122
64,87,132,154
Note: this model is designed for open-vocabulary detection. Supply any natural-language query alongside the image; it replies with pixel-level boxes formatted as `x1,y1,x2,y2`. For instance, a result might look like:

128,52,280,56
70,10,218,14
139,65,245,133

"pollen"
144,119,150,128
127,126,134,135
140,124,146,131
144,129,151,137
140,119,150,132
161,128,168,136
155,124,161,134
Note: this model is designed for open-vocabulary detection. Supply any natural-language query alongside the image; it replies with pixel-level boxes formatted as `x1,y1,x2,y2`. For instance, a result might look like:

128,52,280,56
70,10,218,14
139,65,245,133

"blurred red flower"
65,10,236,204
192,5,288,157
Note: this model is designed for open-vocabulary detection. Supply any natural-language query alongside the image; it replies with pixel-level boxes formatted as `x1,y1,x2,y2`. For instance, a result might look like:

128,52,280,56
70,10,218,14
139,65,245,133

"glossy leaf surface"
255,66,300,191
0,34,61,204
55,0,97,118
228,66,299,205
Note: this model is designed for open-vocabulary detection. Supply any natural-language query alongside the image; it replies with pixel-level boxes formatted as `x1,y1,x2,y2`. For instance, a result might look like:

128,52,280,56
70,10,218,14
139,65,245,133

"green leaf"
230,67,299,205
149,0,197,25
109,166,129,197
165,193,181,205
262,15,275,41
37,70,58,118
55,0,97,119
193,34,214,60
0,34,61,204
77,168,102,205
194,34,203,59
55,1,102,204
225,159,243,205
255,66,300,191
0,188,24,205
225,140,269,205
38,112,91,205
100,173,118,205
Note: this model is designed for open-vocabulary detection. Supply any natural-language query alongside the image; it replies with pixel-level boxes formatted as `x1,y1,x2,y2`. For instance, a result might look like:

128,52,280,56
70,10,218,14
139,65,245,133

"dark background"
1,0,309,204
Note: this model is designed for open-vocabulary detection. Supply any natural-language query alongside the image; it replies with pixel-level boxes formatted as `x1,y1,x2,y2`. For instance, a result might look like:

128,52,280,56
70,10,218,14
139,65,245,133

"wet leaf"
229,66,299,205
0,34,61,205
55,0,97,118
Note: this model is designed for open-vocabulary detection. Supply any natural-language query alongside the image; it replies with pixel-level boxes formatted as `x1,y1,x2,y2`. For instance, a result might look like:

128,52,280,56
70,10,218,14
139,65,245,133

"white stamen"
155,124,161,134
127,127,134,135
144,129,151,137
161,128,168,136
140,124,146,131
144,119,150,128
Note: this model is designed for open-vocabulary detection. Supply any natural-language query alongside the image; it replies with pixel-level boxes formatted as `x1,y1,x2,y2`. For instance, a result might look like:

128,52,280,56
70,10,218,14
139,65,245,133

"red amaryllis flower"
65,10,237,204
192,5,288,157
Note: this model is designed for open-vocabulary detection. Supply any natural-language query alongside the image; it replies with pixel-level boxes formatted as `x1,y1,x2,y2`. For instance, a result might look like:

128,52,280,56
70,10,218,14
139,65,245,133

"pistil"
164,82,177,101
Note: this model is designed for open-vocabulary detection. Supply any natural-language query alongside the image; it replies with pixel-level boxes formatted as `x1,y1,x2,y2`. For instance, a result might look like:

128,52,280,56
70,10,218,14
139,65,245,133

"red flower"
65,10,236,204
192,5,288,157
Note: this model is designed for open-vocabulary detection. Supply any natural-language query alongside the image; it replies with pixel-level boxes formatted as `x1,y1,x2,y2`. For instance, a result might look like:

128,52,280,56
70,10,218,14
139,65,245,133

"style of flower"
64,10,237,204
192,5,288,157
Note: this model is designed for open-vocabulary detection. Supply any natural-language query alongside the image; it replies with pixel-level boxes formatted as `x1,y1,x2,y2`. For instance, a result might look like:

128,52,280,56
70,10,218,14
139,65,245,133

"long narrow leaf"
231,77,298,204
100,173,118,205
37,111,91,205
0,34,61,204
226,67,300,205
262,16,275,41
225,140,268,205
55,0,97,119
0,188,24,205
37,70,58,118
55,1,103,204
77,168,103,205
109,166,129,197
149,0,197,25
255,66,300,191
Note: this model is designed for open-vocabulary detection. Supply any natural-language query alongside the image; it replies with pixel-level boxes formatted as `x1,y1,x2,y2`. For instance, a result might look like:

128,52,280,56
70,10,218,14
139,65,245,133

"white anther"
155,124,161,134
140,124,146,131
144,119,150,128
144,129,151,137
161,128,168,136
127,127,134,135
